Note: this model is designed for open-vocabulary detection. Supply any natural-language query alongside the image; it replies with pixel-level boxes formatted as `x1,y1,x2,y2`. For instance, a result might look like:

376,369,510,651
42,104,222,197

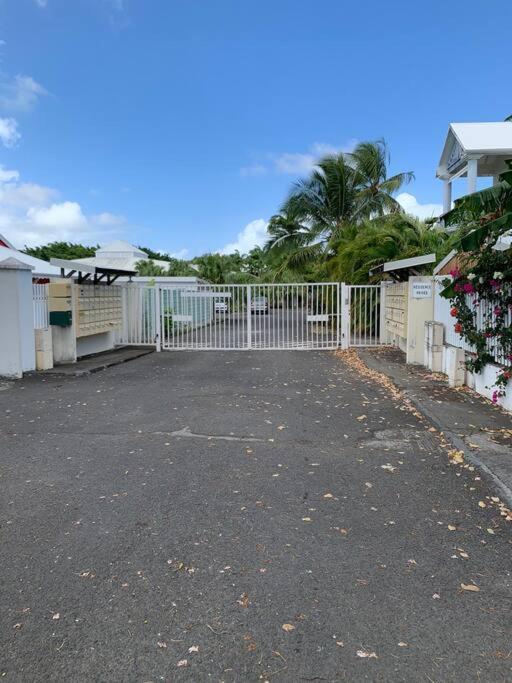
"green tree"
265,140,414,277
328,214,451,284
23,241,97,261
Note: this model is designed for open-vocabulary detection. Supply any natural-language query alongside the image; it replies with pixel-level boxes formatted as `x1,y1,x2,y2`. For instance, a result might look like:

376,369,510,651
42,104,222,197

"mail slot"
49,310,72,327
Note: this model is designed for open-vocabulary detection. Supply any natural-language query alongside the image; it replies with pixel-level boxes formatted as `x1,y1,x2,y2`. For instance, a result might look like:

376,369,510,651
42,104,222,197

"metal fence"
32,283,49,329
434,276,510,366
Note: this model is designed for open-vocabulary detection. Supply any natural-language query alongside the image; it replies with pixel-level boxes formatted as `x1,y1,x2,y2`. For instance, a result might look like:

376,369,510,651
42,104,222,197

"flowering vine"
441,249,512,403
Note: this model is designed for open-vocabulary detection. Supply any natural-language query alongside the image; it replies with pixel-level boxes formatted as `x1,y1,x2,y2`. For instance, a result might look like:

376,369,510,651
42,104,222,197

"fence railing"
33,283,49,329
434,277,510,366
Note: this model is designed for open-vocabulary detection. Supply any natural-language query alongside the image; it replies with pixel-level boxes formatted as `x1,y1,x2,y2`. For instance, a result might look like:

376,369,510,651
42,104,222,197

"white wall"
0,263,36,378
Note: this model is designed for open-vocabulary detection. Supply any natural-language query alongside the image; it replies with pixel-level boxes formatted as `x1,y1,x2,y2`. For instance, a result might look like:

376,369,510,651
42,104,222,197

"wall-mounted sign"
411,282,432,299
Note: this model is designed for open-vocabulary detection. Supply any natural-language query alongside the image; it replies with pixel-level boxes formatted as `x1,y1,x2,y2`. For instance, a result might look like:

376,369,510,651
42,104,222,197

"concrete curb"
403,388,512,509
42,348,154,378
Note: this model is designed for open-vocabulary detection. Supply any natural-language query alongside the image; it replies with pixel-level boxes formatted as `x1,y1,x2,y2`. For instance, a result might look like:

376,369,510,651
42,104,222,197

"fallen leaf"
356,649,377,658
52,613,60,620
323,493,334,499
177,659,188,667
398,642,408,647
157,641,167,649
188,645,199,653
447,525,457,531
487,528,496,535
282,623,295,632
277,425,285,431
356,415,367,421
432,593,440,599
478,501,486,508
381,464,396,472
302,517,312,522
460,583,480,592
237,592,250,608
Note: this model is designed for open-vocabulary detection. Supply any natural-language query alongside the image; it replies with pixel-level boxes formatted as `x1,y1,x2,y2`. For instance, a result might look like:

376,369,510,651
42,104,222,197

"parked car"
215,301,229,314
251,296,268,314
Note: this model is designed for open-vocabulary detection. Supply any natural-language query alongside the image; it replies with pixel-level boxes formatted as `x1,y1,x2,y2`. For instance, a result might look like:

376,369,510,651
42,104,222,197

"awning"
50,258,136,284
369,253,436,281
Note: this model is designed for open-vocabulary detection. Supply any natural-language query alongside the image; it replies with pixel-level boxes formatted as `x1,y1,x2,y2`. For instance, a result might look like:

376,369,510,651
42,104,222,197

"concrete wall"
76,331,115,358
0,260,35,378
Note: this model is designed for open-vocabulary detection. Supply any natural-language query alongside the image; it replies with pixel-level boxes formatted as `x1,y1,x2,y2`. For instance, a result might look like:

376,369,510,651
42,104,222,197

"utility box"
424,320,444,372
446,346,466,387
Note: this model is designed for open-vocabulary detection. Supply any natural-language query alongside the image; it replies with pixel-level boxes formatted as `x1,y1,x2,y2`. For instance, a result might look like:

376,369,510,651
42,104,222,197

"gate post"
340,283,350,349
379,281,387,345
154,285,162,352
246,285,252,349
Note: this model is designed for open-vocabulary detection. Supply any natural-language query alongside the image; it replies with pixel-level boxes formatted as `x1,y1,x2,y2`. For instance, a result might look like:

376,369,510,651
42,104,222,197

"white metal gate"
117,282,385,351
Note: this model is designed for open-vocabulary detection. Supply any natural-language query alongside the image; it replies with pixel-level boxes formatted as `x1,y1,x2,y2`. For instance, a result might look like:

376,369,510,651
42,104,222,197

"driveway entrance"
119,282,384,351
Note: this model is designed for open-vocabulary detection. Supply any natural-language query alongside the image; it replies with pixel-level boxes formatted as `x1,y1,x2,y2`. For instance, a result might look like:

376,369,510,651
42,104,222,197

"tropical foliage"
441,160,512,399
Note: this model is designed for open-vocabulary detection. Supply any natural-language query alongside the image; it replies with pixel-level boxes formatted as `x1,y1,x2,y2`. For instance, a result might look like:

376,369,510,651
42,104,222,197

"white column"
443,180,452,214
467,158,478,194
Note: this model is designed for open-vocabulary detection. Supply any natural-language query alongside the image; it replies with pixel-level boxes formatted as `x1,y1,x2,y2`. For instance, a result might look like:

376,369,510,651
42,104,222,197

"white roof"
0,245,60,276
450,122,512,153
438,121,512,178
96,240,146,256
75,255,171,271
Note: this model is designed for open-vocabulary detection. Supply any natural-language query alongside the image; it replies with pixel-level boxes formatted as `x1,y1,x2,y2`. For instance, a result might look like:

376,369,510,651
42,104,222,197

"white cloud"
0,166,19,183
27,201,87,230
397,192,443,220
0,117,21,147
92,211,126,226
0,165,126,248
241,140,357,177
239,163,267,177
219,219,268,255
0,75,47,112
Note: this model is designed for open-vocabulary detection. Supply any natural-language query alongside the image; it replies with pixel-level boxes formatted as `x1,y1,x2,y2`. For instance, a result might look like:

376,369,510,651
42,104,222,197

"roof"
437,122,512,178
0,245,60,277
50,257,136,284
75,255,171,272
96,240,146,256
369,253,436,281
450,122,512,153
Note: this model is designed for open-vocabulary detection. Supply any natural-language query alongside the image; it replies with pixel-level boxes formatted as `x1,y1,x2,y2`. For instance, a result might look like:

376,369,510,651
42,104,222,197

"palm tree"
328,214,450,284
348,140,414,219
265,140,414,277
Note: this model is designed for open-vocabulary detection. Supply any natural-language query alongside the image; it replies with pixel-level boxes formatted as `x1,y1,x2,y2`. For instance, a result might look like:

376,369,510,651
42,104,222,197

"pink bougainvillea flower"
449,268,461,278
454,322,463,334
450,307,458,317
463,283,474,293
492,390,499,404
494,306,502,316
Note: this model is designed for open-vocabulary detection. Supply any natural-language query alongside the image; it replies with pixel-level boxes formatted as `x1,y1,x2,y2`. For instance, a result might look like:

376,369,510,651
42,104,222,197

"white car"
251,296,268,314
215,301,228,314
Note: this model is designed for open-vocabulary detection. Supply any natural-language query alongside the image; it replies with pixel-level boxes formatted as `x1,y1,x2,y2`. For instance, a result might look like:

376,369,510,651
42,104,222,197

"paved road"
1,351,511,681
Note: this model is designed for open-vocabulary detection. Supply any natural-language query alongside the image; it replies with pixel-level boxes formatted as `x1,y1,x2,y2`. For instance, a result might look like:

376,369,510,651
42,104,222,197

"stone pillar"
0,257,36,378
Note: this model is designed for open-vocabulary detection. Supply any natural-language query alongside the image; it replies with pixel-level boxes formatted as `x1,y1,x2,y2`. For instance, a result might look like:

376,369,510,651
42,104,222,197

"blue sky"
1,0,512,256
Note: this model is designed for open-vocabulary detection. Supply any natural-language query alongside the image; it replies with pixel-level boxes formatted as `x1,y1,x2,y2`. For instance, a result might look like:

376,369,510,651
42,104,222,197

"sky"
0,0,511,257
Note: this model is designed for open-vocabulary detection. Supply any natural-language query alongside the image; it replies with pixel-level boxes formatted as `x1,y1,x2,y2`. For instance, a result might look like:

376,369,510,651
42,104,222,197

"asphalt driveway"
1,350,511,681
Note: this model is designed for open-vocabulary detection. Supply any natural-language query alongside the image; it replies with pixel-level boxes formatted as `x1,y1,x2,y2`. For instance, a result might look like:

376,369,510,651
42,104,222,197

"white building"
0,233,60,278
437,121,512,214
74,240,172,272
